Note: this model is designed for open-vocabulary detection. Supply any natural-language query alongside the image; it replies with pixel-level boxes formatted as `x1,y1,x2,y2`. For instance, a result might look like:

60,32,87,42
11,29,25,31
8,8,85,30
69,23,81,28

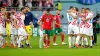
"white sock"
39,36,43,48
84,38,88,45
71,36,75,45
18,36,24,48
76,36,80,45
11,35,16,46
68,36,71,47
0,36,4,46
81,38,84,46
90,40,92,46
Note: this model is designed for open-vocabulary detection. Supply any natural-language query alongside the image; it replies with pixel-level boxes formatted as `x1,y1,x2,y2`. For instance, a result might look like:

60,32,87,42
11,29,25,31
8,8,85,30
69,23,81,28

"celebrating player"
67,7,80,48
84,8,94,48
0,7,6,48
78,8,88,47
15,7,27,48
53,10,66,45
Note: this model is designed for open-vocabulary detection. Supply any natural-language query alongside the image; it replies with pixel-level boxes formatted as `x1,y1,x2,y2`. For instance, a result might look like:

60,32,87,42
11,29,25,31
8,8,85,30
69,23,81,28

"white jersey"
15,12,27,36
67,12,78,26
85,12,93,28
15,13,25,29
67,12,79,34
10,14,18,35
84,12,93,36
0,12,6,34
79,13,86,28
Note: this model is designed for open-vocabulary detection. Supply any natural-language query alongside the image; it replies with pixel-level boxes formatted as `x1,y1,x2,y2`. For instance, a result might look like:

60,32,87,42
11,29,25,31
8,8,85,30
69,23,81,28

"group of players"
0,6,94,49
67,6,94,48
0,7,33,48
38,6,94,48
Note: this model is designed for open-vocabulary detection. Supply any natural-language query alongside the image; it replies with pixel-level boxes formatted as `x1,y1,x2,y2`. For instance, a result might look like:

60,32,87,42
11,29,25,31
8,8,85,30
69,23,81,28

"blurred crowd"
0,0,54,10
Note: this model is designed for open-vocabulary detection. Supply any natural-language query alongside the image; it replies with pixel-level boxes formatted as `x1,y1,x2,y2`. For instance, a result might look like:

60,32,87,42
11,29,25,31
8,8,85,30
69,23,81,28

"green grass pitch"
0,34,100,56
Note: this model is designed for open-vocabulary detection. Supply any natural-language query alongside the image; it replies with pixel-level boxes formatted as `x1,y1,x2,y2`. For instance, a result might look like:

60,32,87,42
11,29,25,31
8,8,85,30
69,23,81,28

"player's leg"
0,26,4,48
25,25,32,47
47,30,52,48
39,29,43,48
68,25,73,48
10,34,16,48
89,28,93,48
74,26,80,48
59,28,66,45
53,28,58,45
71,35,75,47
42,30,48,48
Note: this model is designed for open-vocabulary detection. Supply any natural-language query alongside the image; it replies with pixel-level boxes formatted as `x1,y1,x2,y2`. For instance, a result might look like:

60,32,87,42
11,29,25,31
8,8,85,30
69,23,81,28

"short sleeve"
86,13,93,18
40,15,44,21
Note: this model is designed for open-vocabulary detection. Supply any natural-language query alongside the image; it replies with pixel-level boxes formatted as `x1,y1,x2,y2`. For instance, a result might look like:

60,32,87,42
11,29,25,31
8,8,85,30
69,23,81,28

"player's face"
11,9,16,15
22,9,26,13
85,10,89,13
1,8,6,13
56,10,60,15
81,9,86,13
25,7,30,12
72,8,76,12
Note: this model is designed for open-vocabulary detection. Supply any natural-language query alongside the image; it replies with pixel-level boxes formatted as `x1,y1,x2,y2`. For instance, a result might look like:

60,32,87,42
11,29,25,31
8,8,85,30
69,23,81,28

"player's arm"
66,10,72,13
84,13,94,21
69,13,78,19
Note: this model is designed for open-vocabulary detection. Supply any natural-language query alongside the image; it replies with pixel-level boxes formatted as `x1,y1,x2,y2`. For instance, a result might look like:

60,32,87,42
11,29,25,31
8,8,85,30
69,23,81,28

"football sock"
68,36,71,47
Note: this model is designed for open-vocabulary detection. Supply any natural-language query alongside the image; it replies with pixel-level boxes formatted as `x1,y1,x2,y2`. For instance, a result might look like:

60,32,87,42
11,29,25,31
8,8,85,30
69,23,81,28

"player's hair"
81,8,85,9
25,6,30,9
6,12,11,19
69,6,74,9
86,8,90,11
46,8,50,13
20,7,25,11
75,7,79,12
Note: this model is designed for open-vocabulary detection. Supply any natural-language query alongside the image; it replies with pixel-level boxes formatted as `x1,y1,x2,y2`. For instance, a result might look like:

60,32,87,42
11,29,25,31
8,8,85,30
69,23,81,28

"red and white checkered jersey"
84,12,94,28
67,12,78,26
15,12,25,29
0,12,5,28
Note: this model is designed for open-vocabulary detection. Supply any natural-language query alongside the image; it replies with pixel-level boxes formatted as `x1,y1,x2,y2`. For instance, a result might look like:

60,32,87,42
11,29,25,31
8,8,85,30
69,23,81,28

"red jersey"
40,14,54,30
54,15,60,28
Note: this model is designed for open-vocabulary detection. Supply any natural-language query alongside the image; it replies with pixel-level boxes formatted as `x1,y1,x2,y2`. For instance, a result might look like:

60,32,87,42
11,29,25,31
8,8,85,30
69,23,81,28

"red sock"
47,40,50,46
44,37,46,46
61,34,64,42
53,35,56,43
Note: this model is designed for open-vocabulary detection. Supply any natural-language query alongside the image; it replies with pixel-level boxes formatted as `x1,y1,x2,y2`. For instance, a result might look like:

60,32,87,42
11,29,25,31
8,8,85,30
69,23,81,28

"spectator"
56,0,62,10
2,0,7,7
0,0,2,7
12,0,19,7
18,0,23,8
46,0,54,10
7,0,13,7
25,0,32,9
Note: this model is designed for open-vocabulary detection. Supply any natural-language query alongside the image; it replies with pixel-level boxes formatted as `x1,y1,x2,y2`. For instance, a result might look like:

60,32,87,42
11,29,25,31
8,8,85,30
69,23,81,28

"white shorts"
0,25,3,34
18,28,27,36
79,27,86,35
2,27,6,35
84,28,93,36
10,25,17,35
68,24,79,34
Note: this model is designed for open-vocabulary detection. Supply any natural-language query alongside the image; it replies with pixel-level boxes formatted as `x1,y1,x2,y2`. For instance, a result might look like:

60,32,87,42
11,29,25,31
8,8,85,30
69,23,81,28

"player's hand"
81,18,86,21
